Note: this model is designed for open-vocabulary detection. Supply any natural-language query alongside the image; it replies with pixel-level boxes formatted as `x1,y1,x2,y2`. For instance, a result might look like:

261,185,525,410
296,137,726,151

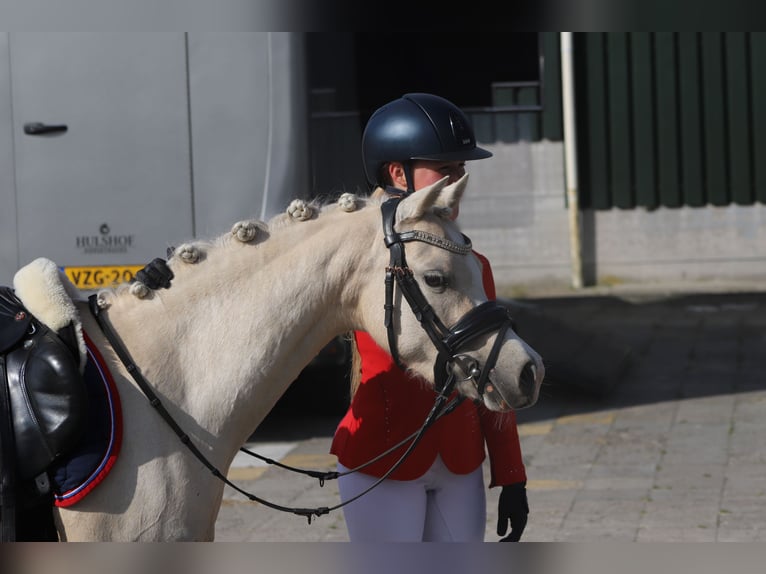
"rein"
88,294,332,523
87,294,460,524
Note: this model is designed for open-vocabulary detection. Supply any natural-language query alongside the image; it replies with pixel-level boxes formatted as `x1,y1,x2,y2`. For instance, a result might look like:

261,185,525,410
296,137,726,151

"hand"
134,258,174,290
497,481,529,542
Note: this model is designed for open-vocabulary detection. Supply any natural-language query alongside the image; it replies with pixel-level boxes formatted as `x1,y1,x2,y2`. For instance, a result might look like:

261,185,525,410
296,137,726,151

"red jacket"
330,252,526,487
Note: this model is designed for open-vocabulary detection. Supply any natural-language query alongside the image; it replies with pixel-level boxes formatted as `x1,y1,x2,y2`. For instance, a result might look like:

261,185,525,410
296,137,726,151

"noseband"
381,196,515,399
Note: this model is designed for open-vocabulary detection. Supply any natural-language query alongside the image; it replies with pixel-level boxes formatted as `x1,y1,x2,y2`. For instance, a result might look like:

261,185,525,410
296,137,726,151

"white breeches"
337,455,486,542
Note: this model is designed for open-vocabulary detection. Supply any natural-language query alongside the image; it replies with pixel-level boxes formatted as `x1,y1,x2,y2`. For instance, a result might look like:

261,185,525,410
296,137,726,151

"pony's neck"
102,205,379,444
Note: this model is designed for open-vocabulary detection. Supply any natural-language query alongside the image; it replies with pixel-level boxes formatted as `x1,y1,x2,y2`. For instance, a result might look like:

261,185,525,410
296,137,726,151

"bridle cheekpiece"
380,196,516,401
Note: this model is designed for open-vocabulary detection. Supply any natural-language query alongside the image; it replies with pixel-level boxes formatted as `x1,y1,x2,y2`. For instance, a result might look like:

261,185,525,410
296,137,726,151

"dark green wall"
573,32,766,210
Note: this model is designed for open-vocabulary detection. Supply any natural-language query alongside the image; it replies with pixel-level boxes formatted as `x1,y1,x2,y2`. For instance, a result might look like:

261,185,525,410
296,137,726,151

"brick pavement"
215,288,766,542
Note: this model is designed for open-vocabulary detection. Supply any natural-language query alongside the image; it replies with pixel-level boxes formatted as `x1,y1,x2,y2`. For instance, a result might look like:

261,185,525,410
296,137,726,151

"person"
329,93,529,542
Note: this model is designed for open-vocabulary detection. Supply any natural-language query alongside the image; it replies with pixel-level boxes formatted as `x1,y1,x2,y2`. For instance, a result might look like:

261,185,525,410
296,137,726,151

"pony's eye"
423,272,447,291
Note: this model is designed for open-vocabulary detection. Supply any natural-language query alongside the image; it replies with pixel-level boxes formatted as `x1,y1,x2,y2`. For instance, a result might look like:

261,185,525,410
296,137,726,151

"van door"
10,33,192,289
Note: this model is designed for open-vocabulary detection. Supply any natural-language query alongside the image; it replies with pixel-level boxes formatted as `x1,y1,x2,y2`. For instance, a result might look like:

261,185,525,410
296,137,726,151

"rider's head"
361,93,492,194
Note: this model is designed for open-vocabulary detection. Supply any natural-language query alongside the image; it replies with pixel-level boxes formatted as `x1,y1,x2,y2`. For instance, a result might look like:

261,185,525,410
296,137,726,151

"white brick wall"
459,139,766,294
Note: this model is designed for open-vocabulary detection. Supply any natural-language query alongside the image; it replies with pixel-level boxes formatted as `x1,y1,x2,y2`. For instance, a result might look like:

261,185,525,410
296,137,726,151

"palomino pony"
11,174,543,541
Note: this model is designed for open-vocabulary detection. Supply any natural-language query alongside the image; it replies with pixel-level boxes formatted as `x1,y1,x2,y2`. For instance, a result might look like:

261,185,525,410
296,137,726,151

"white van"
0,33,309,288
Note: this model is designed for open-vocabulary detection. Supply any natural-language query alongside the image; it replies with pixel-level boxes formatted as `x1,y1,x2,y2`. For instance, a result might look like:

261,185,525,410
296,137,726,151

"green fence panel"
655,32,682,208
677,33,706,206
726,33,753,205
542,32,563,141
754,34,766,203
578,33,611,209
701,33,729,206
631,33,658,209
607,33,634,209
574,32,766,209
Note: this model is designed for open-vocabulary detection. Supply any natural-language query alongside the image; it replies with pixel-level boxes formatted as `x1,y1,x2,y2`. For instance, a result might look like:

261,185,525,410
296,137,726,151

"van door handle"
23,122,68,135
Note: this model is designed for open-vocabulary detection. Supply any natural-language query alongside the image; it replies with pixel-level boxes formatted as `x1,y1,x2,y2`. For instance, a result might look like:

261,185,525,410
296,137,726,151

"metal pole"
560,32,584,289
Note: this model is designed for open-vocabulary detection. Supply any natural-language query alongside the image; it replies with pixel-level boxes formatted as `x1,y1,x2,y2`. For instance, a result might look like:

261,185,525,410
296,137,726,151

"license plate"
62,265,145,290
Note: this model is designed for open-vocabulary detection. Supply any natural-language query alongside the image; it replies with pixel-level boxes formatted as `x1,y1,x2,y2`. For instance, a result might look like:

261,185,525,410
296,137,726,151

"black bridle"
381,195,516,403
88,196,518,524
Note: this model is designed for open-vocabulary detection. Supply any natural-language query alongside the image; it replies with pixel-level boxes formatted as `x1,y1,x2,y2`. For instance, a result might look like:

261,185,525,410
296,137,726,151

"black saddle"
0,286,87,541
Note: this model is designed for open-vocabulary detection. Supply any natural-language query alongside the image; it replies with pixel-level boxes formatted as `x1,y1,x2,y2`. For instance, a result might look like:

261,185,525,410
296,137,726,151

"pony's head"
360,174,544,412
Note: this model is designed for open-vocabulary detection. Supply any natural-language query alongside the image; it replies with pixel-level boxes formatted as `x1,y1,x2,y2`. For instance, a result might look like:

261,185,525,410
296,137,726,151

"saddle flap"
5,331,87,479
1,259,89,481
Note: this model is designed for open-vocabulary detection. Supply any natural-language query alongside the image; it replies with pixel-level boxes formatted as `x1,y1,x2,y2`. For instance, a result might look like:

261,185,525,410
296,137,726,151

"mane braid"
407,229,473,255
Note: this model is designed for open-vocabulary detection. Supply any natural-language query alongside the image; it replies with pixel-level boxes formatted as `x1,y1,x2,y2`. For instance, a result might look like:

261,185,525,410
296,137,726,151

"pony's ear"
435,173,469,215
396,174,470,223
396,176,451,223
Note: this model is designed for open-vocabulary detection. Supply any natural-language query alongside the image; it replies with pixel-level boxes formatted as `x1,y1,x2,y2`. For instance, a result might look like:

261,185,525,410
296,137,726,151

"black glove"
497,481,529,542
134,257,174,290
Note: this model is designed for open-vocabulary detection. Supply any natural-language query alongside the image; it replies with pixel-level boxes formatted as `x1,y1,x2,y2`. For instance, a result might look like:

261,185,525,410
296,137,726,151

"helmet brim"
411,145,493,162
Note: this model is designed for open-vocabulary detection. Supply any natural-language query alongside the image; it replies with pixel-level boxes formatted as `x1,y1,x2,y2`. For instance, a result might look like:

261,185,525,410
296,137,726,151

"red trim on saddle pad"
53,330,123,507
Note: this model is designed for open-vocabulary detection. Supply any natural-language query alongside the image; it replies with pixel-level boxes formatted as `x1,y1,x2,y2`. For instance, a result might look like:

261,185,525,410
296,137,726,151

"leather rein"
88,196,516,524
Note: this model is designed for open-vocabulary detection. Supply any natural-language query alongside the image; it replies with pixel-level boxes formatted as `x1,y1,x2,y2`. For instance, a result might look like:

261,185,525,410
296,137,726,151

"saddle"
0,259,88,541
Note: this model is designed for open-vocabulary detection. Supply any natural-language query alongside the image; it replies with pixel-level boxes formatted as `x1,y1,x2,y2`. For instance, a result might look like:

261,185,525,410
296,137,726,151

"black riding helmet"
362,93,492,192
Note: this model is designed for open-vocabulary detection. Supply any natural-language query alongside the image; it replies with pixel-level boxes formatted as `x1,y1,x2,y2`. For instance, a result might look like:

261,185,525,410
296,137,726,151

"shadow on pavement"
514,291,766,424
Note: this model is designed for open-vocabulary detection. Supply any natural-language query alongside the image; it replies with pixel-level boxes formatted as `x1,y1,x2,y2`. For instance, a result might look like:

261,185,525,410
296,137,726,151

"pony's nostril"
519,361,537,395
